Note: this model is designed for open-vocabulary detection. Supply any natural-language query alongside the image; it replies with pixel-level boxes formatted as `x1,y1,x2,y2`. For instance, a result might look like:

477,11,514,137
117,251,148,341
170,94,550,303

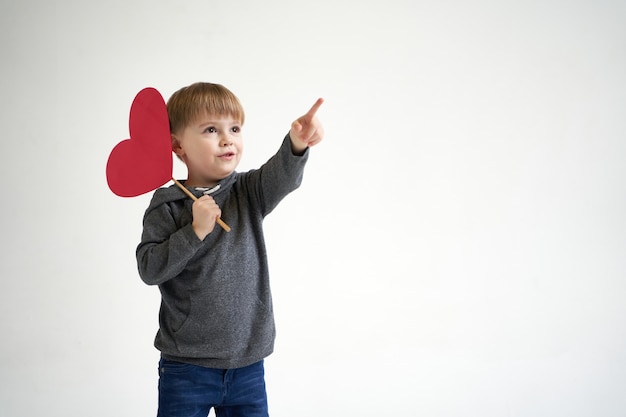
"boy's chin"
215,169,235,181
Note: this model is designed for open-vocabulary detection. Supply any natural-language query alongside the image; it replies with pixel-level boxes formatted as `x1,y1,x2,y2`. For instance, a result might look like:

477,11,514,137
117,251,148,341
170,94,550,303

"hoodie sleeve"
136,199,204,286
248,133,309,216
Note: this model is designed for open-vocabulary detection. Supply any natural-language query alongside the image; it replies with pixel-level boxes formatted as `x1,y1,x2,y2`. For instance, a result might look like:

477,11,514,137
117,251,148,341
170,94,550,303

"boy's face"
172,113,243,187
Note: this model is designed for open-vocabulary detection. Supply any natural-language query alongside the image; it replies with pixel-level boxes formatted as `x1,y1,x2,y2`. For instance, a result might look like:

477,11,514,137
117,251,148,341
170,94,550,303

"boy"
136,82,324,417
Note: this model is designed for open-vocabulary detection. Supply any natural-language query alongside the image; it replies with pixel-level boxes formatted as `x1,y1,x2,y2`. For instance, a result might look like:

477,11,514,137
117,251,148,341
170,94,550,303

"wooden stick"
172,178,232,232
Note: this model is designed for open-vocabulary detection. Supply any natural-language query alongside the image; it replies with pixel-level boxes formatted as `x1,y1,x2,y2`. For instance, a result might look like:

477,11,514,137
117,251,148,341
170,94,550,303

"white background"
1,0,625,416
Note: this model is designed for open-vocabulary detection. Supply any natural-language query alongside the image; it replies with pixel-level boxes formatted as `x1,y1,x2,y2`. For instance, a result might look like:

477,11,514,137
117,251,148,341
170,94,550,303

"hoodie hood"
145,171,238,215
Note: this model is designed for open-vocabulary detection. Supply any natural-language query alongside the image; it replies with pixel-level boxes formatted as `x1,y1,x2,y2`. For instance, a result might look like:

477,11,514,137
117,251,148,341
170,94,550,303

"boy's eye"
231,126,241,133
203,126,217,134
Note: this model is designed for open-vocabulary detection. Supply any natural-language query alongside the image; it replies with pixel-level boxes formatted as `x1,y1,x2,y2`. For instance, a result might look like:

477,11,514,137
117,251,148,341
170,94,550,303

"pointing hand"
290,98,325,154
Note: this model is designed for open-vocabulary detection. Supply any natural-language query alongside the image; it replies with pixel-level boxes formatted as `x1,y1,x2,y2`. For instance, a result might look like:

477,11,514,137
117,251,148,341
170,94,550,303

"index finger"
304,97,324,119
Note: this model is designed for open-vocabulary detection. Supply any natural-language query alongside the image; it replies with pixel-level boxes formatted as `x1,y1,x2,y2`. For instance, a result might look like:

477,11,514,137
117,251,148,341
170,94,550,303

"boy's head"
167,82,245,135
168,82,245,187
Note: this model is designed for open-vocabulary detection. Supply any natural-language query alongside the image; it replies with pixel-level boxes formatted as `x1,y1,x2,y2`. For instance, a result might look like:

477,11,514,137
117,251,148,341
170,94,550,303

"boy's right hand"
191,195,222,240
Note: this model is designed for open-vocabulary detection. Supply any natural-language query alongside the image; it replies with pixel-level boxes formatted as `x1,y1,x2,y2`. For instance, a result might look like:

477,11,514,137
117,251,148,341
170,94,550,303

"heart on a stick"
106,87,172,197
106,87,231,231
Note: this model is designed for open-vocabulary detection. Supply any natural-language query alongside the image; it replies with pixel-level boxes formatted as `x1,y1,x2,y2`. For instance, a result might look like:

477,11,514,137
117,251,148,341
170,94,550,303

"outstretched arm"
289,98,325,155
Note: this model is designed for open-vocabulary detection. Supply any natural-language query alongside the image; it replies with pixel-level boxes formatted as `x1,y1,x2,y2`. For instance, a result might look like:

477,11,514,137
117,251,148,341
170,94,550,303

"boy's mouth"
219,152,236,160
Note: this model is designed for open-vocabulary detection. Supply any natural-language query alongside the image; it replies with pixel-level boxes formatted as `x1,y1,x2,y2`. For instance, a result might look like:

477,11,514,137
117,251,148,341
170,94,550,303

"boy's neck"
183,179,219,189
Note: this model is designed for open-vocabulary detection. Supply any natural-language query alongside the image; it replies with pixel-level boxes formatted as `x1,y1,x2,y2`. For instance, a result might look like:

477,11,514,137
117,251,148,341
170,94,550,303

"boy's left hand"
290,98,325,154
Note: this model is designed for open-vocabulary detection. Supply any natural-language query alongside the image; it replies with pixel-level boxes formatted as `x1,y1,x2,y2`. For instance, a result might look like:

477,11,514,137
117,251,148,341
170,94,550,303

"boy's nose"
220,134,233,145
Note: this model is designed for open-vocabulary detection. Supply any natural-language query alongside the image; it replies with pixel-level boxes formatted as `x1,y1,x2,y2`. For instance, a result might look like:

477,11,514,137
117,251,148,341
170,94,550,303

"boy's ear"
171,134,183,156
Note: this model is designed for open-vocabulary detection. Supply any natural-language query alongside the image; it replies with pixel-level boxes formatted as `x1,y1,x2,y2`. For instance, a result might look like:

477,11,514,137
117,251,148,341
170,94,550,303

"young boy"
136,82,324,417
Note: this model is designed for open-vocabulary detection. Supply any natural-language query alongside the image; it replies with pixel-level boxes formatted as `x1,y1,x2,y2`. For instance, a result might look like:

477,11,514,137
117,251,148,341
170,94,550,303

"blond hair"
167,82,245,134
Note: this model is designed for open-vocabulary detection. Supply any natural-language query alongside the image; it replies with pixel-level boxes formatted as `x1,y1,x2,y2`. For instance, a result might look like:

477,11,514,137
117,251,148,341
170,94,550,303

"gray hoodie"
136,135,308,369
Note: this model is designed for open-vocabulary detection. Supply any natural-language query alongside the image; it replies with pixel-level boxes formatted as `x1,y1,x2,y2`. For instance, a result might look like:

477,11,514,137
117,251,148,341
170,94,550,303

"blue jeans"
157,358,269,417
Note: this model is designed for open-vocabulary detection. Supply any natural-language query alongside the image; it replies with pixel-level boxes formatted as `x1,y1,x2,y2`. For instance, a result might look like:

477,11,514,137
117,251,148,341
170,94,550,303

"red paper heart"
106,88,172,197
